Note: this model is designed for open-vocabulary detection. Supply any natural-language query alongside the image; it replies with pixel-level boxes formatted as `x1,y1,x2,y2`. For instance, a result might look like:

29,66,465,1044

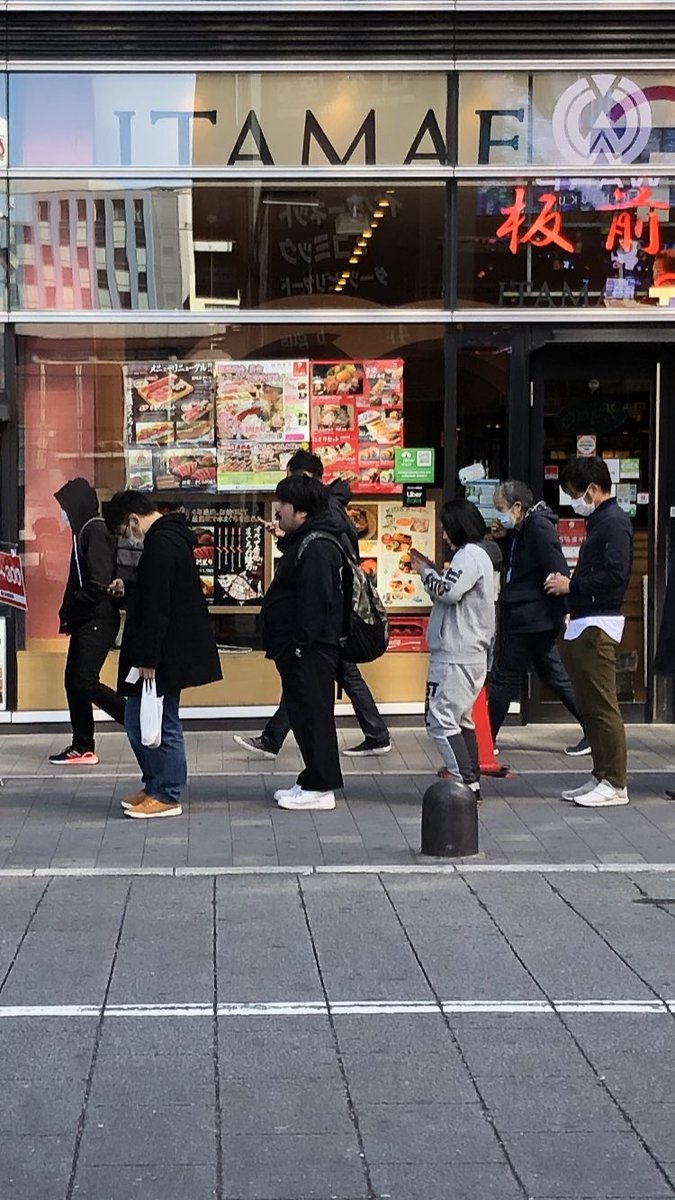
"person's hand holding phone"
410,547,435,575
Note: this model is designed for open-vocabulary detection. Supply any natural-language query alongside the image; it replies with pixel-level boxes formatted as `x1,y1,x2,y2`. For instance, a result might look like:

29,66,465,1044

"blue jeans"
125,691,187,806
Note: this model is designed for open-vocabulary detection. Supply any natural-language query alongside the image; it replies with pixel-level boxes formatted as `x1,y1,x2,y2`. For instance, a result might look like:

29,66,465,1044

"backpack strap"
295,530,351,566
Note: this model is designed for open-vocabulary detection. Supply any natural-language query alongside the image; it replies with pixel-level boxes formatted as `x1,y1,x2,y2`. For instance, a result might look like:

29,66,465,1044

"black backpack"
296,531,389,664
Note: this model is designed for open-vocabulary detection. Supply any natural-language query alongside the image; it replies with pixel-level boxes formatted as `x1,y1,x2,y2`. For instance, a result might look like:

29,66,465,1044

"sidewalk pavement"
0,723,674,871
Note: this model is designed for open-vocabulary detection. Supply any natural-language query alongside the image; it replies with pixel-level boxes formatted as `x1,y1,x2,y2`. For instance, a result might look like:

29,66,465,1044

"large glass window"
9,72,448,170
9,181,444,311
457,178,675,309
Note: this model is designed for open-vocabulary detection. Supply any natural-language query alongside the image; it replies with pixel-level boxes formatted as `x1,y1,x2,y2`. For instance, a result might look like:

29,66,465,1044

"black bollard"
421,778,478,858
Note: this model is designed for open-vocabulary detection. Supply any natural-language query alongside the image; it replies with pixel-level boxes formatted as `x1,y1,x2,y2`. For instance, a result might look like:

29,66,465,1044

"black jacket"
327,479,360,560
501,502,569,634
569,498,633,619
118,513,222,696
261,509,345,660
655,551,675,676
54,478,118,634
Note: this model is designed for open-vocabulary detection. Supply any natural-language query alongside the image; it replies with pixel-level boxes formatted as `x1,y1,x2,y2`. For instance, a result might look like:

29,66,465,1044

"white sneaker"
277,789,336,811
573,780,630,807
274,783,301,802
561,777,598,802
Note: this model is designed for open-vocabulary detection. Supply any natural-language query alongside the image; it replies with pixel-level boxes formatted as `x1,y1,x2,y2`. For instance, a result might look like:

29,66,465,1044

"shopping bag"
140,678,164,748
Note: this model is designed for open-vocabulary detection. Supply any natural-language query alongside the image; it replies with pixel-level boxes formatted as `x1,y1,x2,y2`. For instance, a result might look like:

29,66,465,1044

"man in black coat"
235,449,390,759
261,473,345,811
488,479,585,751
50,478,126,765
546,457,633,808
105,491,222,819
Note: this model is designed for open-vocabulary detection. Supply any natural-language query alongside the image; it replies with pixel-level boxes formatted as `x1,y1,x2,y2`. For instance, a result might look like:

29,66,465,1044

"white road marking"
2,864,675,879
0,999,672,1019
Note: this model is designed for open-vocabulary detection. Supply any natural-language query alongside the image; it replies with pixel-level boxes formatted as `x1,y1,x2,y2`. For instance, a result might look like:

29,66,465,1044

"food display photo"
377,503,435,608
216,361,309,444
217,442,295,492
124,361,215,446
310,360,404,493
154,449,218,492
188,503,266,607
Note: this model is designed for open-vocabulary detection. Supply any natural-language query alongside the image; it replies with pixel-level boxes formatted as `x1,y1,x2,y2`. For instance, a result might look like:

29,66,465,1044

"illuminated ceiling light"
363,230,373,239
385,188,395,194
335,285,343,292
353,247,363,257
358,239,367,247
370,220,379,228
378,199,390,208
349,256,358,264
373,209,384,219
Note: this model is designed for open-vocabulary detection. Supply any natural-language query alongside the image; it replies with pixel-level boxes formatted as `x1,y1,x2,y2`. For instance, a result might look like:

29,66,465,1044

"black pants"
264,659,388,753
276,645,343,793
64,617,126,751
488,628,583,738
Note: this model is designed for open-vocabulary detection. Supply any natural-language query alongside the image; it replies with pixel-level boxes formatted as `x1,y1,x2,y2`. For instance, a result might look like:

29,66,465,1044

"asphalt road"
3,868,675,1200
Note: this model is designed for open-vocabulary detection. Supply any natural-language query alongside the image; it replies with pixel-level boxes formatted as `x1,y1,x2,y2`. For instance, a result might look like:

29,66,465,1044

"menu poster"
126,448,154,491
310,360,404,494
217,442,297,492
124,361,215,446
189,503,266,605
154,448,218,492
216,360,310,444
345,501,379,586
377,503,435,609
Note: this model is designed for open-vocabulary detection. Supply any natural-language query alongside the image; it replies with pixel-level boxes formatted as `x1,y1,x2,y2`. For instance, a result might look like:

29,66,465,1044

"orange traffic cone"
473,687,511,778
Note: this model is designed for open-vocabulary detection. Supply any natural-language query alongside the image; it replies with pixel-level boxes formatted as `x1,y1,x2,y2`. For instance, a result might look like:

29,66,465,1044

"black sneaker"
48,746,99,765
564,736,592,757
233,735,278,758
343,740,392,757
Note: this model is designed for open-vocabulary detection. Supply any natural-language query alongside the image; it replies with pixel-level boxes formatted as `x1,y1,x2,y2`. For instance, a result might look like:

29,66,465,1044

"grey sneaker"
233,735,278,758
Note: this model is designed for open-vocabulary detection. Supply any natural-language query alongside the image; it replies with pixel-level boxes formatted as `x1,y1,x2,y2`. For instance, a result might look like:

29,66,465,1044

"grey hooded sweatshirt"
421,542,495,664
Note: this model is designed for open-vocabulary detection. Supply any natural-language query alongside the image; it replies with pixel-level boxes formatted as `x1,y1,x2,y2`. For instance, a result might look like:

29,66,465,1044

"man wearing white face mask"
488,479,585,750
545,457,633,807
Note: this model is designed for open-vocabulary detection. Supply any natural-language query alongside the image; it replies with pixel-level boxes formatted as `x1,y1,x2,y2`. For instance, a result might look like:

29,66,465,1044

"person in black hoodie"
50,478,126,765
546,457,633,808
488,479,585,750
234,450,390,759
105,491,222,819
261,473,345,811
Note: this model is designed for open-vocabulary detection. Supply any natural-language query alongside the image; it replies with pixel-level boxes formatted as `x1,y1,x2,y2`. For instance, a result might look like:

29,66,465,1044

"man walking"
545,457,633,807
235,449,390,759
261,473,345,811
105,491,222,818
489,479,586,753
50,478,126,765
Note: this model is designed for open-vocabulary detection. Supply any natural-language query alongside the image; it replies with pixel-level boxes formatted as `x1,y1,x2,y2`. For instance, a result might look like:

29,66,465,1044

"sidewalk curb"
2,863,675,879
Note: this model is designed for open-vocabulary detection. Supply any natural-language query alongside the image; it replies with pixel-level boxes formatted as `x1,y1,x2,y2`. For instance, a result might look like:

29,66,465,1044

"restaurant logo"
552,73,652,165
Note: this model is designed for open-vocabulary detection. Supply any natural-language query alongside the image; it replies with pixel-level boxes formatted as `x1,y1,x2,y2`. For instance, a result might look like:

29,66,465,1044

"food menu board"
345,500,435,609
188,503,266,606
216,360,310,491
311,360,404,494
124,361,215,446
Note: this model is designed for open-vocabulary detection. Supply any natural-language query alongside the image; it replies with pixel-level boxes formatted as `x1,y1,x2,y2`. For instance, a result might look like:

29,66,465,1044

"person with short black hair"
261,474,346,811
488,478,586,752
411,498,495,796
105,490,221,819
235,454,390,761
545,456,633,807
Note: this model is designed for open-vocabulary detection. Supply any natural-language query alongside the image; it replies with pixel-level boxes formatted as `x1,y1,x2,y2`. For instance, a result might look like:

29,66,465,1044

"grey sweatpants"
425,656,486,775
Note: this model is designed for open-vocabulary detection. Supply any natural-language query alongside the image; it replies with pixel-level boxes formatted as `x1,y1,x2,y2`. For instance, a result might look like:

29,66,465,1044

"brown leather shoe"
120,790,147,811
124,796,183,819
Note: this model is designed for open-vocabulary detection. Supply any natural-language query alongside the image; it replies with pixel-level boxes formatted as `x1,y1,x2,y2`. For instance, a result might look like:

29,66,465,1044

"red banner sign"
0,551,27,610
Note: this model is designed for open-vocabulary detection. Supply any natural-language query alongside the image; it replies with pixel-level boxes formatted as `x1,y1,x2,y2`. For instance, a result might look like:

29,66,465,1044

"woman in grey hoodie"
411,499,495,796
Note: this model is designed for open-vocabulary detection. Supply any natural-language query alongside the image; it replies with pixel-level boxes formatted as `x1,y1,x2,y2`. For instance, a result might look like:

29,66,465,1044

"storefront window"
8,181,444,311
9,72,448,171
458,71,675,168
17,324,444,709
457,178,675,309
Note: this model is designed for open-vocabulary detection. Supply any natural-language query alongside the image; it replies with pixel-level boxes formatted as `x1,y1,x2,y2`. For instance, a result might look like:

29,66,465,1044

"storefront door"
529,344,657,723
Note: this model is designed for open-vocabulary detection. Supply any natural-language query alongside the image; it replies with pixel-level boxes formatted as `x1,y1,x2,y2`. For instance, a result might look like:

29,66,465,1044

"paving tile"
501,1130,674,1197
368,1162,522,1200
72,1163,218,1200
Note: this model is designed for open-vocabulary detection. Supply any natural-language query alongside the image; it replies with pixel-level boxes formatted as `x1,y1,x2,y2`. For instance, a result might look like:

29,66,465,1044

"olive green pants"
562,627,627,790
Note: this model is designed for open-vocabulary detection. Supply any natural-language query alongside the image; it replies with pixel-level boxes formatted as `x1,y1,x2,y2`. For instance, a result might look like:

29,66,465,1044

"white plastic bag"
125,669,164,748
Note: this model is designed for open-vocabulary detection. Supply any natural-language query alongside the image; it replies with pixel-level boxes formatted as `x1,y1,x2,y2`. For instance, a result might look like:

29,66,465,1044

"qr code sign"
417,451,432,467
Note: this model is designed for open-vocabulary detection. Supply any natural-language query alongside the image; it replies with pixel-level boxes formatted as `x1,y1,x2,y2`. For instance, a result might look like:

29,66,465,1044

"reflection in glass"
458,178,675,309
9,182,444,311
